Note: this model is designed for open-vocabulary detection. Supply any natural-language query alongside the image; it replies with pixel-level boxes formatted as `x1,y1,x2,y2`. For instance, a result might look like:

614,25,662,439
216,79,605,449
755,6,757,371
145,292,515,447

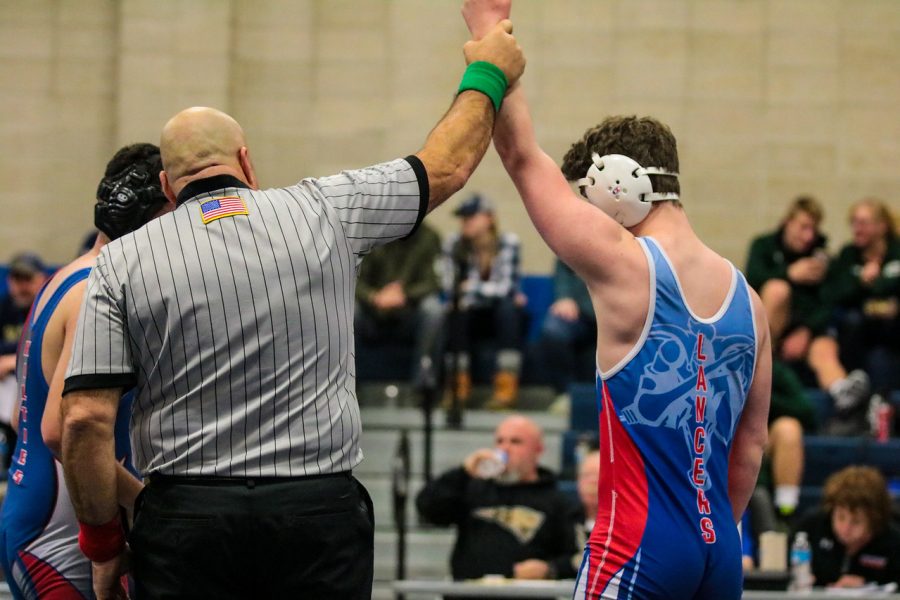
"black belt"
147,471,351,489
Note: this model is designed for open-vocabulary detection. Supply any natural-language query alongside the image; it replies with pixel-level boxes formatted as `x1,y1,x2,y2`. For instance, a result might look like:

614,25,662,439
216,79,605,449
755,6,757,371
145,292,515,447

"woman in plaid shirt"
444,194,526,409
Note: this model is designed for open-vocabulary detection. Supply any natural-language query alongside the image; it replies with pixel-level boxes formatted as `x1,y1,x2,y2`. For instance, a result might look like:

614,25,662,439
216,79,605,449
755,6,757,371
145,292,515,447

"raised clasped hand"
462,0,511,40
462,20,525,88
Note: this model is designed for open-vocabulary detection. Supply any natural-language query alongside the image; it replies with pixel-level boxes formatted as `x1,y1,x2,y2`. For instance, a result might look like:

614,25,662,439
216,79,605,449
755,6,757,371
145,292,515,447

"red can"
876,401,894,443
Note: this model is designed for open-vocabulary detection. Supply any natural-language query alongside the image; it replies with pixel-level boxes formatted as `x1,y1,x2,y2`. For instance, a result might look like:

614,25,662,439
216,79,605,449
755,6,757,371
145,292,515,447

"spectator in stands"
793,466,900,588
576,450,599,534
811,199,900,399
544,448,601,580
570,450,600,571
416,415,578,585
761,360,818,519
540,259,595,413
746,198,869,411
766,414,807,520
0,253,47,371
0,253,47,467
746,196,831,364
355,223,444,384
443,194,526,409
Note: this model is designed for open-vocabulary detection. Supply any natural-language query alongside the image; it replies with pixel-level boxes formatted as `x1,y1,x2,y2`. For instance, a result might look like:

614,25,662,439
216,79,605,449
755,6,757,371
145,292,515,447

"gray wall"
2,0,898,269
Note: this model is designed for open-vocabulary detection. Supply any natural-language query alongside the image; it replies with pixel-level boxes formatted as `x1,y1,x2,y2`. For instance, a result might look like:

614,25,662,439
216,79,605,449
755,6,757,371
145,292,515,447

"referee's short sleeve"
309,156,428,256
64,251,136,394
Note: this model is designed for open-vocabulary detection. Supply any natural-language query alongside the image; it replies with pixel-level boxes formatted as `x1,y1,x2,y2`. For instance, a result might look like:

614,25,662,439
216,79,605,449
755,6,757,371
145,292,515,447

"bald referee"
59,21,525,600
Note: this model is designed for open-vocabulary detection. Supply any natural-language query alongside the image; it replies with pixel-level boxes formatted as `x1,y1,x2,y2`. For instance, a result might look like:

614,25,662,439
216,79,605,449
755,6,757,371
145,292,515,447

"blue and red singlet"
0,268,135,600
574,237,757,600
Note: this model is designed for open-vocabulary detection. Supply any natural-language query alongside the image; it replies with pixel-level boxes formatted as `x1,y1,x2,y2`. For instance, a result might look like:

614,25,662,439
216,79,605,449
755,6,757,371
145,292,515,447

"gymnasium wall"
1,0,898,271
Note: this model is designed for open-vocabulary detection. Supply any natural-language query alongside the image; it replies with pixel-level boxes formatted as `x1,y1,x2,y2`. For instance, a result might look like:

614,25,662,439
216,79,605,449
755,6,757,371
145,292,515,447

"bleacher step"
374,529,454,582
360,406,568,434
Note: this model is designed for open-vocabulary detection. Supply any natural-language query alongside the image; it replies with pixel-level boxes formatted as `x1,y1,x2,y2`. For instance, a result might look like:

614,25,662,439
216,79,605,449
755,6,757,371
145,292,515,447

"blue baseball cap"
9,252,46,278
453,194,494,217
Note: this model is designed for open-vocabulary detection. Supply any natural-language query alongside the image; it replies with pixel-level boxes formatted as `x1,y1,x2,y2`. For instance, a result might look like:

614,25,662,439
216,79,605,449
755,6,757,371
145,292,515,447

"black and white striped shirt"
64,157,428,477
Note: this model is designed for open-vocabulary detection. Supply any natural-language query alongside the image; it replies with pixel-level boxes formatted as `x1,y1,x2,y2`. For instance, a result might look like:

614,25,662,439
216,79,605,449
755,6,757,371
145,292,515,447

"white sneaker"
830,369,871,412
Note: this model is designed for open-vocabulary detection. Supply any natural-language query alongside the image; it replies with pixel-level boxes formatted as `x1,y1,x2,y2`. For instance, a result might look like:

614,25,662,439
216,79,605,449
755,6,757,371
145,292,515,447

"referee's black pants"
129,472,374,599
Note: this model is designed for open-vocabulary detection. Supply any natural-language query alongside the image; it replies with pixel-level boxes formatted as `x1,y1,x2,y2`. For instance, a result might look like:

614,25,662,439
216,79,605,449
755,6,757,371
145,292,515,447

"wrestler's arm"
61,385,131,600
727,291,771,523
44,289,143,519
492,84,640,283
61,386,122,525
463,0,636,281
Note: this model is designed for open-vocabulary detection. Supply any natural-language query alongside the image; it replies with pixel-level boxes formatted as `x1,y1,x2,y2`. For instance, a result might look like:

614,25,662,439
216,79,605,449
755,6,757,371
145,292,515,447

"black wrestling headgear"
95,147,167,240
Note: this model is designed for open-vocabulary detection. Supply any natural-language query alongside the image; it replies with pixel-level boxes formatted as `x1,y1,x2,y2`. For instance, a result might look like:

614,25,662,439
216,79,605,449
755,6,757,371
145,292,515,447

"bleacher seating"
519,275,554,342
356,274,556,384
565,381,900,517
356,404,568,592
568,383,598,433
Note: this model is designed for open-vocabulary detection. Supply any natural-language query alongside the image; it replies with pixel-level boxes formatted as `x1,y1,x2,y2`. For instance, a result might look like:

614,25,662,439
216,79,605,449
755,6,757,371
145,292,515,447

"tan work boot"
443,370,472,409
487,370,518,410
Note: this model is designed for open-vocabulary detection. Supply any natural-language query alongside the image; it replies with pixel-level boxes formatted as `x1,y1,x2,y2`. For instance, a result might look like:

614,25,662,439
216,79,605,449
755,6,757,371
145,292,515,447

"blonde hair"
783,195,824,226
849,197,897,241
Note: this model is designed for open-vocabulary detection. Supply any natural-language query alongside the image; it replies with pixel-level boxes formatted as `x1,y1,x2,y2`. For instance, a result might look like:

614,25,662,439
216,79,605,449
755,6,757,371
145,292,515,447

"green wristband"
457,61,509,112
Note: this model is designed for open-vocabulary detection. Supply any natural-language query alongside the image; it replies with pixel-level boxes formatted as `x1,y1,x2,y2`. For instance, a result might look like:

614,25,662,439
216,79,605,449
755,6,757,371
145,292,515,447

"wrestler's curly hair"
823,465,892,536
103,143,163,180
561,116,680,200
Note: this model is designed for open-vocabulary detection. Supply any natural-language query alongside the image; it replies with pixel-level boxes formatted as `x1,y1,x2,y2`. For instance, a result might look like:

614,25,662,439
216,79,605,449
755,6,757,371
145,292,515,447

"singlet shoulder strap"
31,268,92,330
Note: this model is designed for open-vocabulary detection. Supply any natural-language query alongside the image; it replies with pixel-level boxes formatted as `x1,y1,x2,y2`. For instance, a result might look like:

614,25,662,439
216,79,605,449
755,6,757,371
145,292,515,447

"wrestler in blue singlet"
0,268,135,600
575,237,757,600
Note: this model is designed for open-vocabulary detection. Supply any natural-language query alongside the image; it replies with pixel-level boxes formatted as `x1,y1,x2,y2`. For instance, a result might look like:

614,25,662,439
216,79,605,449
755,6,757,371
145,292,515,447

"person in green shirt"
355,223,444,384
746,196,831,359
746,197,833,516
746,197,870,412
811,198,900,397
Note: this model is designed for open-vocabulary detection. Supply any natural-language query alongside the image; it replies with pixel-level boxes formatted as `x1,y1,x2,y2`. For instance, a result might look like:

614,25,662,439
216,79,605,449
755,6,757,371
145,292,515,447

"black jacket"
794,509,900,586
0,294,28,356
416,466,579,581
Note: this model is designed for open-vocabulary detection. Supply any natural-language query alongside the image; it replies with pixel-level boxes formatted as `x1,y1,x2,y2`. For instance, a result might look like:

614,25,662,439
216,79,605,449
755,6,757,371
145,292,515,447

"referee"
60,21,525,600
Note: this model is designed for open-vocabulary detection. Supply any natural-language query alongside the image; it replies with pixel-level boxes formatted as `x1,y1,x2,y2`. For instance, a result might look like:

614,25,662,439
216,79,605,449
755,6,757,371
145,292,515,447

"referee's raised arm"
416,20,524,212
59,17,527,600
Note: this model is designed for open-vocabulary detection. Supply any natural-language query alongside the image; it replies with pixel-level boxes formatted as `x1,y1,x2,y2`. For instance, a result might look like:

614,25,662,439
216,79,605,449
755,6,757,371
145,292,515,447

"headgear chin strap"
95,164,168,241
577,153,679,228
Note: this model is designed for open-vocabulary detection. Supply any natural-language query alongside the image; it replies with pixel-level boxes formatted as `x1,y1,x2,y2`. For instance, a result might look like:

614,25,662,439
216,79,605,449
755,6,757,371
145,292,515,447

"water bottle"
475,449,507,479
789,531,813,592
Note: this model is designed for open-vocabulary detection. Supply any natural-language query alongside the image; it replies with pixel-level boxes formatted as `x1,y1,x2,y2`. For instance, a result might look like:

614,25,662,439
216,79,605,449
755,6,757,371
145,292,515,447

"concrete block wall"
1,0,898,270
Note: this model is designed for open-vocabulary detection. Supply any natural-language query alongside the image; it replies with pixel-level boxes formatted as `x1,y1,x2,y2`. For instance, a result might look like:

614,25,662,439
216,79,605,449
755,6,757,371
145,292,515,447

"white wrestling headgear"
577,153,680,228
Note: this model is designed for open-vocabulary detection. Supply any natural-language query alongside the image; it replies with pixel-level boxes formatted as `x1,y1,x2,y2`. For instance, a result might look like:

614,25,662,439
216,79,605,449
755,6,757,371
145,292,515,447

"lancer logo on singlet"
472,506,546,544
14,340,31,486
617,322,754,544
694,333,715,544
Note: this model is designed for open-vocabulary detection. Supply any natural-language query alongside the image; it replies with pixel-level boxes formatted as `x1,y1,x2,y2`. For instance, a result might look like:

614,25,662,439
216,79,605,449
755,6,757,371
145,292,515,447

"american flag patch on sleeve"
199,196,249,224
